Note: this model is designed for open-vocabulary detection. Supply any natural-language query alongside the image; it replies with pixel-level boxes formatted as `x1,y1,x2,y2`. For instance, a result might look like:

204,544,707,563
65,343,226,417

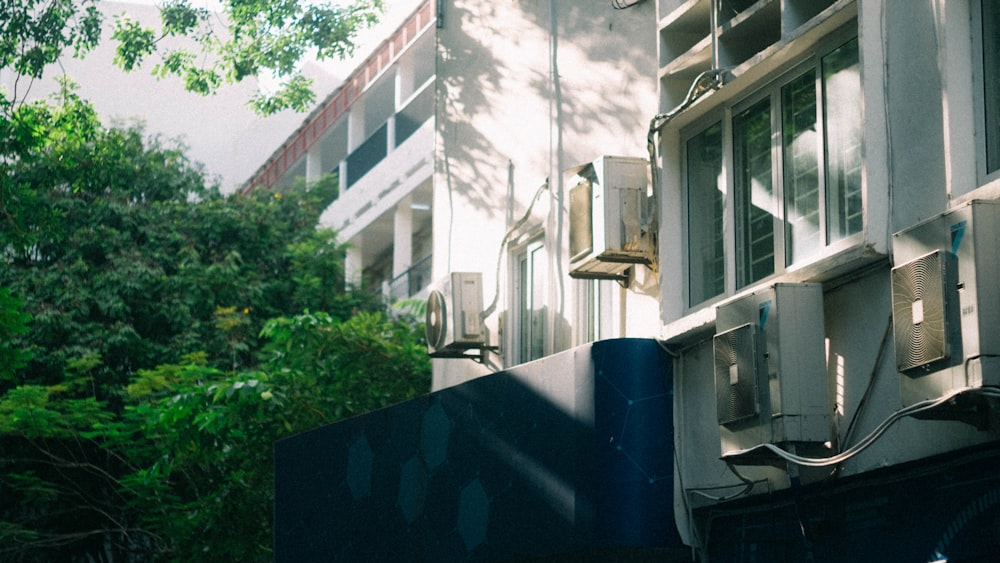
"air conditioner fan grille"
425,289,448,352
714,323,761,426
891,250,954,372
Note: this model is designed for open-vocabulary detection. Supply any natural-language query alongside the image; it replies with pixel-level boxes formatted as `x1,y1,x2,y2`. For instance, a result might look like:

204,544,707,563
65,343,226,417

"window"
823,42,863,240
684,37,861,307
579,278,616,343
782,72,820,265
514,239,546,363
982,1,1000,174
686,122,725,305
734,97,777,287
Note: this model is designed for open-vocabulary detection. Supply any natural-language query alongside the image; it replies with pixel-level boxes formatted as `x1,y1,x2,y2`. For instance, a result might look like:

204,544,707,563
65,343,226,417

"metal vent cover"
714,323,763,426
891,250,957,373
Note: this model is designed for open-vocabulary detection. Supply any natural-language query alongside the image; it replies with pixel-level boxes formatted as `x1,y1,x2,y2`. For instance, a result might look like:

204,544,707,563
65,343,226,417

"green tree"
0,96,430,561
1,310,430,561
0,2,424,559
0,90,377,392
112,311,429,560
0,289,31,381
1,0,383,115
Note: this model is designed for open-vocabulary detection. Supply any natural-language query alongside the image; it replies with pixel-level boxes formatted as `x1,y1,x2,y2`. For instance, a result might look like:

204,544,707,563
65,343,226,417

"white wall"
663,0,1000,546
431,0,659,389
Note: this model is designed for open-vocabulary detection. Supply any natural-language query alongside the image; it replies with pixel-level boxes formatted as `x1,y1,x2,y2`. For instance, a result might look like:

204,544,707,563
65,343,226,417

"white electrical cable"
724,386,1000,468
481,179,550,321
646,69,726,238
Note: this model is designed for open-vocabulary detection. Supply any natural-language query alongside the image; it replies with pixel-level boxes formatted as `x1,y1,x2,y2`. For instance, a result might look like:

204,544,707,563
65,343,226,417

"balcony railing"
387,254,432,300
395,86,434,147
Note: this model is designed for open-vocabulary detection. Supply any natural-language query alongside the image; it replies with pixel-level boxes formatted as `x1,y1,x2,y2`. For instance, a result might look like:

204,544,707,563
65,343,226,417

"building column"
345,237,364,288
393,197,413,296
338,161,348,191
305,143,323,185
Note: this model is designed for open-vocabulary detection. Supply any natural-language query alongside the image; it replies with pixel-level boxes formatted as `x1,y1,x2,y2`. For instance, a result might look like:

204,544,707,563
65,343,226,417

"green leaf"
160,0,207,36
111,16,157,72
0,289,32,381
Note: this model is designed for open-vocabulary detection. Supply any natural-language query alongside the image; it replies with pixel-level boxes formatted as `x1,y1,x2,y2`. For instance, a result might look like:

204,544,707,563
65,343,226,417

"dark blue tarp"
274,338,680,561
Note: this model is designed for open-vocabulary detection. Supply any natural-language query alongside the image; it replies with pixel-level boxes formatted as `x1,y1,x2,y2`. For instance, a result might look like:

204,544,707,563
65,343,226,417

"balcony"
346,124,389,189
343,79,434,190
395,85,434,148
319,117,433,242
387,254,432,299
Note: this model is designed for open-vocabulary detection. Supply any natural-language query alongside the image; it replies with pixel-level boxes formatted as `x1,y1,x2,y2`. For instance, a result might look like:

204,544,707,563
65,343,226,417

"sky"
0,0,424,193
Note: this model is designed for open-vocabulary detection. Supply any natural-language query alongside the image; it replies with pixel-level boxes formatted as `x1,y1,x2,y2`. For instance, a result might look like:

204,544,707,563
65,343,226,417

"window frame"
682,116,730,308
680,31,862,310
731,88,783,289
973,0,1000,184
575,277,620,345
510,236,547,364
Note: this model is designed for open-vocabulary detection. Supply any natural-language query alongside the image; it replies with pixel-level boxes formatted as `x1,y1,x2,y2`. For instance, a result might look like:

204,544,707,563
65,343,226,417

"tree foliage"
0,94,430,561
1,0,383,115
0,289,31,381
1,84,373,390
0,0,103,81
0,2,423,559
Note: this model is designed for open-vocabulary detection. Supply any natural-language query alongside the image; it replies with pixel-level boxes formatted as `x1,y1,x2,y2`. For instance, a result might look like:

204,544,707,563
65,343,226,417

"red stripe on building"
243,0,436,191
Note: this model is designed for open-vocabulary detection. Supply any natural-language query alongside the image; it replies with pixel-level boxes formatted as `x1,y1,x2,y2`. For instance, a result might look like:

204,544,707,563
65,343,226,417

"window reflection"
735,99,776,288
683,36,861,307
687,122,725,306
823,38,862,242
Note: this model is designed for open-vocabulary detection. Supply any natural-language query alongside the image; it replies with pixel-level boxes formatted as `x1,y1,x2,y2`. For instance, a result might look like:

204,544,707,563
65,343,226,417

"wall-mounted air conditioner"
891,200,1000,407
568,156,652,281
425,272,485,358
714,283,828,458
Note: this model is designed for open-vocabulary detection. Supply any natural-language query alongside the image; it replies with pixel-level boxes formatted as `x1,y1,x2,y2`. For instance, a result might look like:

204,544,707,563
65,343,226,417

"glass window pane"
585,279,598,342
734,99,776,288
686,122,725,306
583,278,613,342
782,71,821,264
823,38,862,241
985,2,1000,173
518,242,546,362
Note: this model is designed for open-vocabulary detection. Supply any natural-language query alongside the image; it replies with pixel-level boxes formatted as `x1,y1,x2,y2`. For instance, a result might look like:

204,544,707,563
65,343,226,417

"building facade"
244,0,661,389
263,0,1000,559
655,0,1000,558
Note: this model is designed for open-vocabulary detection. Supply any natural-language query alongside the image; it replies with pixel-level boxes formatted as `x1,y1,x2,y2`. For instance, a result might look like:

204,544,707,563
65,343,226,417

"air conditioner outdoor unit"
714,283,829,459
891,200,1000,407
567,156,652,281
425,272,485,358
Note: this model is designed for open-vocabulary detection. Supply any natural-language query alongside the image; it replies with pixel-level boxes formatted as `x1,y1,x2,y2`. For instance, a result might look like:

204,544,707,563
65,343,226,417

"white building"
656,0,1000,557
244,0,661,389
262,0,1000,559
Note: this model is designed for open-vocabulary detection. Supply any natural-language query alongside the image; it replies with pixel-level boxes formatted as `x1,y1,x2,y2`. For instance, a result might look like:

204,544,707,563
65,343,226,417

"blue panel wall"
274,338,682,561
